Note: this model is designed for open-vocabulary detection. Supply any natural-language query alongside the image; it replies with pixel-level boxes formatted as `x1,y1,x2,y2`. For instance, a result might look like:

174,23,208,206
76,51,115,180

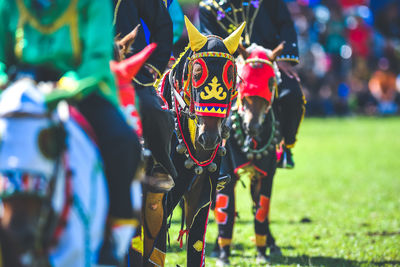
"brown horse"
213,43,285,266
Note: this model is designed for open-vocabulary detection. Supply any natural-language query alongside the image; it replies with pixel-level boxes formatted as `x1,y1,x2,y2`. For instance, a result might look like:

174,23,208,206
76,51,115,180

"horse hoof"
269,244,282,257
216,258,230,267
256,252,270,265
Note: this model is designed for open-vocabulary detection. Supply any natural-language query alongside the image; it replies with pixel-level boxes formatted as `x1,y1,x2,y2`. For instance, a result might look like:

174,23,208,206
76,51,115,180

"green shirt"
0,0,119,106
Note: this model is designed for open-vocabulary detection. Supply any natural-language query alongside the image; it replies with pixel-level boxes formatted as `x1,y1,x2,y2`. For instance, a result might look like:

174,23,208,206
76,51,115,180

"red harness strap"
177,229,189,248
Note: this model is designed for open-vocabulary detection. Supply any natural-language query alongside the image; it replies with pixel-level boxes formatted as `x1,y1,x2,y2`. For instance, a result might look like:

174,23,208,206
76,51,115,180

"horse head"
0,80,68,263
173,17,244,153
236,42,284,137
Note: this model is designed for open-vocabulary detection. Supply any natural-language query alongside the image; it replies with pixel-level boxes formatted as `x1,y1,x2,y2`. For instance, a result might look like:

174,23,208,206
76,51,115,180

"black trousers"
78,94,141,218
276,72,306,148
135,85,177,178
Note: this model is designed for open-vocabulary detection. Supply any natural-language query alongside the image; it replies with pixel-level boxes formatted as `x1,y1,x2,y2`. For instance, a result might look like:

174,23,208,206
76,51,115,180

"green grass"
165,117,400,266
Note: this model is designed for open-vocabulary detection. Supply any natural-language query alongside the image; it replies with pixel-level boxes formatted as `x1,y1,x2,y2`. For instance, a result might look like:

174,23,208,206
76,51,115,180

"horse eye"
193,63,203,82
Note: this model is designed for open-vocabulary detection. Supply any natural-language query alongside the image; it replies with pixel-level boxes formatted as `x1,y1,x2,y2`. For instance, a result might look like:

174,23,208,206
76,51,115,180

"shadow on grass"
270,255,400,266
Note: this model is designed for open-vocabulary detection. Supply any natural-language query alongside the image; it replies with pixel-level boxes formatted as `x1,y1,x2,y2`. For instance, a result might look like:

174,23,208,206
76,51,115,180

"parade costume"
199,0,306,167
0,0,141,263
113,0,177,180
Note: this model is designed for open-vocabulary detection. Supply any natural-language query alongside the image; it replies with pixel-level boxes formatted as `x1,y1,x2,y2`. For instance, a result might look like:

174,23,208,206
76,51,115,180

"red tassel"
177,229,189,248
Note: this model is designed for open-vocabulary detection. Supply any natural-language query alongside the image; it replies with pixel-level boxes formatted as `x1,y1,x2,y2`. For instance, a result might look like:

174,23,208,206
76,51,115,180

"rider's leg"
77,94,142,261
276,72,306,167
136,84,177,184
142,191,167,267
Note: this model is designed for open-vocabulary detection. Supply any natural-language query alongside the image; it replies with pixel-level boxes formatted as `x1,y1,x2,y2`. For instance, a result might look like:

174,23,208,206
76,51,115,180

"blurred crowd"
176,0,400,116
287,0,400,116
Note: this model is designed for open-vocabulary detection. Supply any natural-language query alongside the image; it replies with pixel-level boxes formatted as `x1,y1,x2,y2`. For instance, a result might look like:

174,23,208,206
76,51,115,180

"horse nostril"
198,134,206,146
197,133,220,150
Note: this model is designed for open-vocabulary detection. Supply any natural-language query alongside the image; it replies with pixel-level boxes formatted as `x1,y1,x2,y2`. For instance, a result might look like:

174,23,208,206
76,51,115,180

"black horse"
212,43,285,266
133,17,245,267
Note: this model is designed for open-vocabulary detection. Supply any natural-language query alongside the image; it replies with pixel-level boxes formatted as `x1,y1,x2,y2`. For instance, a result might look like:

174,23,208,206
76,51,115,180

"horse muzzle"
197,132,221,150
243,121,261,137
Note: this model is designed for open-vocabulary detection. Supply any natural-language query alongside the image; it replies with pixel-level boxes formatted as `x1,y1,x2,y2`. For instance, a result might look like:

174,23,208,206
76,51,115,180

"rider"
112,0,176,265
0,0,141,262
113,0,177,184
199,0,306,168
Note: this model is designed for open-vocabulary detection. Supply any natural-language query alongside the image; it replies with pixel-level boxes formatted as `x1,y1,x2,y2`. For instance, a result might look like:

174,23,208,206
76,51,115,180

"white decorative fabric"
0,81,108,267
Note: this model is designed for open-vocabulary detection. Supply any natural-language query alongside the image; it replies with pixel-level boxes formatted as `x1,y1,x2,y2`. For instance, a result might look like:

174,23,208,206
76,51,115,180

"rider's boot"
277,145,295,169
285,147,295,169
143,191,166,267
99,218,138,265
146,163,175,193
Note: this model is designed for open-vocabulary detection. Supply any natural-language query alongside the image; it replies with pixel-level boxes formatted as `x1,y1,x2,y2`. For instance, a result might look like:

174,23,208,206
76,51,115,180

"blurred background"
171,0,400,117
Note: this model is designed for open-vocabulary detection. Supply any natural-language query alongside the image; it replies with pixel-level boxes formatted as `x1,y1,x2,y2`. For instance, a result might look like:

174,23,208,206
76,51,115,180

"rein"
168,51,235,173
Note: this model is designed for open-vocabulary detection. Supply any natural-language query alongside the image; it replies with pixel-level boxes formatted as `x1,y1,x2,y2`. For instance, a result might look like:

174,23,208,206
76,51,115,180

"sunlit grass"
166,117,400,266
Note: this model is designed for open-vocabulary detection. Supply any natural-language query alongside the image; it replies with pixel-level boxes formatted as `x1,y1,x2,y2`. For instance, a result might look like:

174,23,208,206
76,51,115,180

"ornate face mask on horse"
235,43,284,138
162,17,244,171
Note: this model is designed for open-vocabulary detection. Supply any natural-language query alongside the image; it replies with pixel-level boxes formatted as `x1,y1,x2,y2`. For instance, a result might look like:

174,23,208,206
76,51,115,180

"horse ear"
184,16,207,52
223,22,246,54
118,24,141,57
270,41,285,61
237,43,250,60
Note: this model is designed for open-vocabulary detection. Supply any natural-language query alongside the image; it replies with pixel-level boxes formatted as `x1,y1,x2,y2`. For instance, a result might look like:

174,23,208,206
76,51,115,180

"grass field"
165,117,400,266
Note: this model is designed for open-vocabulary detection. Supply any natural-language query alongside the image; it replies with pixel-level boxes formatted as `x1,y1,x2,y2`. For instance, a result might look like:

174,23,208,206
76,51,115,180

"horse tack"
214,45,284,260
139,17,245,267
169,48,237,172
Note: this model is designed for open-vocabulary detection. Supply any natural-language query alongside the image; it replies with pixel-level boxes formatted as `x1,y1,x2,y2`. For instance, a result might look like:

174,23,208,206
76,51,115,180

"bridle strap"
244,57,274,68
189,51,235,63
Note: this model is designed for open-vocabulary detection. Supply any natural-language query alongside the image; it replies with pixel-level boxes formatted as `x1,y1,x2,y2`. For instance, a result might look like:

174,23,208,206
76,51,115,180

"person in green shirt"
0,0,141,263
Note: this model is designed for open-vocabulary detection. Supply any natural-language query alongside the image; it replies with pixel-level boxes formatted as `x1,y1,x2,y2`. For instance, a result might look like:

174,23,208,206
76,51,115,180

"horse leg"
184,175,212,267
214,174,237,264
251,167,277,262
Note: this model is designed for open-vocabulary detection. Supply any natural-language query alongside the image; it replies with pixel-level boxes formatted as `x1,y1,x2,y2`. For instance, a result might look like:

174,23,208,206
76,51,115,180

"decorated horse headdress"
237,43,284,109
159,16,245,171
166,17,244,118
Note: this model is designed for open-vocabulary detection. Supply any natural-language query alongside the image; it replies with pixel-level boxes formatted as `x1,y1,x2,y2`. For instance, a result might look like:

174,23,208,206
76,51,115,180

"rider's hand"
277,61,300,82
